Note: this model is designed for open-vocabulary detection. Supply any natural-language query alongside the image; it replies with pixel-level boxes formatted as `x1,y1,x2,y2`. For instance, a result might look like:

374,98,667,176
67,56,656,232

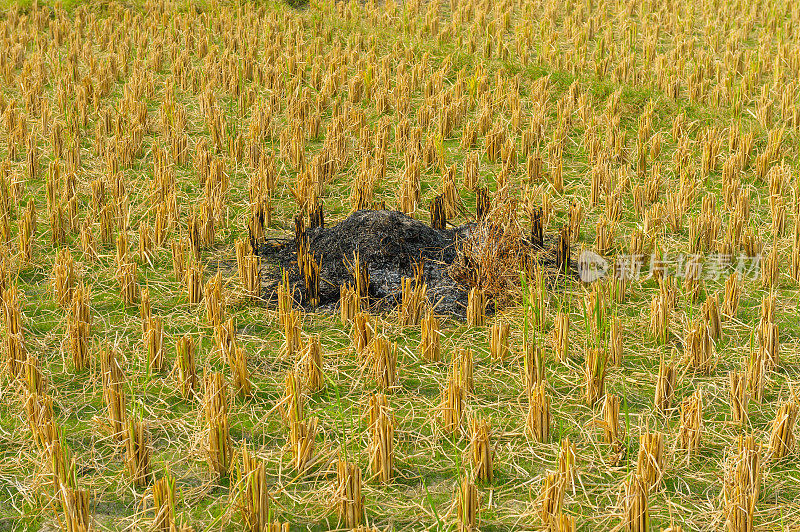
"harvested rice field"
1,0,800,530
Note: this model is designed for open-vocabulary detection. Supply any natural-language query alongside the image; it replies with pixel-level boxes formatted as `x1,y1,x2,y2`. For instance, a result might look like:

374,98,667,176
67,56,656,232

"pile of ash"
258,209,567,316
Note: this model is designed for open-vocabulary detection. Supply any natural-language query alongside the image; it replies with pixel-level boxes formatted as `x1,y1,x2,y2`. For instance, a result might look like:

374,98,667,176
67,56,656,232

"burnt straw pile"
258,209,570,316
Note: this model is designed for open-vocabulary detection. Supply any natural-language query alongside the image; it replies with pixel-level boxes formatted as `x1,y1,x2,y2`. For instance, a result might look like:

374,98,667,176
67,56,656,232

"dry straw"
52,247,76,308
335,456,364,528
140,287,151,334
348,252,370,302
747,345,766,404
68,284,90,372
3,286,25,377
465,288,487,327
636,430,664,489
723,272,740,318
759,319,779,370
649,289,670,344
553,514,576,532
18,200,34,263
430,194,446,230
283,308,302,358
601,394,624,465
366,336,397,391
537,471,564,529
454,347,474,393
621,475,649,532
723,435,760,532
678,389,703,462
175,335,199,400
100,346,126,440
759,294,778,368
489,320,510,361
235,239,250,282
285,370,316,473
186,260,203,304
729,371,748,424
399,269,427,326
702,294,722,340
584,348,608,406
526,381,551,443
458,476,479,532
242,253,261,300
23,355,46,396
351,312,373,358
299,246,320,307
299,334,323,393
419,309,441,362
552,312,569,362
238,447,270,532
277,270,293,330
214,320,237,366
152,472,177,532
654,355,676,413
559,437,577,491
144,316,165,374
171,238,187,282
527,260,547,330
768,400,798,460
368,393,394,483
46,424,73,493
204,272,225,326
204,371,232,477
116,233,139,305
139,222,153,264
231,344,252,398
440,363,466,434
684,320,715,375
460,408,490,488
609,316,623,366
125,414,152,488
340,283,360,326
59,483,93,532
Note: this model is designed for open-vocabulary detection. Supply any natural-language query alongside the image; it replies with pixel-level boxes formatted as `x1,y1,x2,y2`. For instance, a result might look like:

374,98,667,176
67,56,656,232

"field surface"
1,0,800,530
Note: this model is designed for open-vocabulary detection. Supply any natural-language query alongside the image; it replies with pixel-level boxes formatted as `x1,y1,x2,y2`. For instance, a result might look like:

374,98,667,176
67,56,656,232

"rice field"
1,0,800,530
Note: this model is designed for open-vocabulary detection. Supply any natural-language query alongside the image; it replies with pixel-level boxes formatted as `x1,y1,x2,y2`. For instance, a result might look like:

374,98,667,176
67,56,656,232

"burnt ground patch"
258,209,569,317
